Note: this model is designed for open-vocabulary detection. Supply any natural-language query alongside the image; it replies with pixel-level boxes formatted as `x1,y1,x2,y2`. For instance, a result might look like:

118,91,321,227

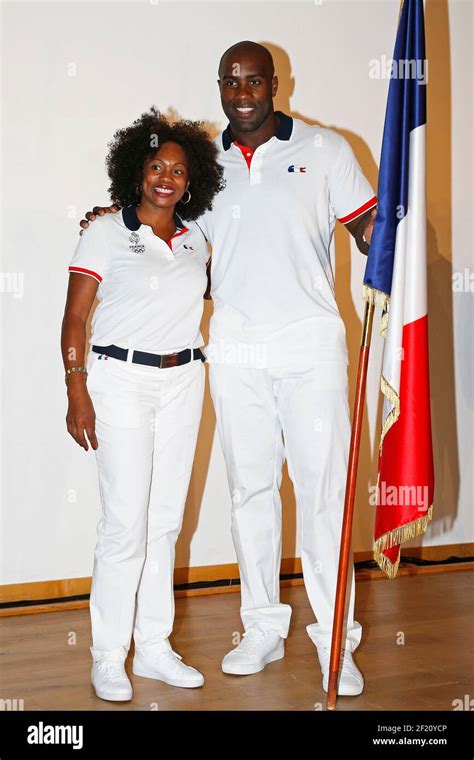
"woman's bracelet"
65,366,88,384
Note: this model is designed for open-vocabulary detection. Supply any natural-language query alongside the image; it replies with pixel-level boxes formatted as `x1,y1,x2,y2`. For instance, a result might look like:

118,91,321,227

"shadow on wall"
177,7,460,570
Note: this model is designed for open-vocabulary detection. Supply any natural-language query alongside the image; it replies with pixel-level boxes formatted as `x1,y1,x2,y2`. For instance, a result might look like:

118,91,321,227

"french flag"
363,0,434,578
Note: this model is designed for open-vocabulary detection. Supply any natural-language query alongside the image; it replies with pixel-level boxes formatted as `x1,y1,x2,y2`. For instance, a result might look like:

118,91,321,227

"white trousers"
86,352,205,653
209,360,362,653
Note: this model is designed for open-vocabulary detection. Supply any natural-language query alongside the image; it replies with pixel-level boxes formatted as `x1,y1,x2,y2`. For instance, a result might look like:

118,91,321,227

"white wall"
1,0,472,584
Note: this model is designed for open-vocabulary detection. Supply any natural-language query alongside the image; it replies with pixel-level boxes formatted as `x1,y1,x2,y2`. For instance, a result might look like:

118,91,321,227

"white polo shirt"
197,111,377,368
68,205,209,353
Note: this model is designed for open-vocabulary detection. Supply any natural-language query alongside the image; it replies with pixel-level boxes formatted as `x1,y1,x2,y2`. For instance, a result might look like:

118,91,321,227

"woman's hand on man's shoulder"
79,205,121,235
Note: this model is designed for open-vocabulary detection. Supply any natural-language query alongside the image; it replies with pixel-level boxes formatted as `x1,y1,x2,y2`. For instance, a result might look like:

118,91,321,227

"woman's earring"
181,189,191,205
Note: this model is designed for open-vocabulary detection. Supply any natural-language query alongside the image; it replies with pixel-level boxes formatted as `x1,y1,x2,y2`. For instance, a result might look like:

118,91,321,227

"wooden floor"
1,570,473,711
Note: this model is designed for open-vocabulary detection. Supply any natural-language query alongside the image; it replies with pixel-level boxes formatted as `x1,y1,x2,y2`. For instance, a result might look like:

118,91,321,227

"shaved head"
218,41,275,79
217,41,278,142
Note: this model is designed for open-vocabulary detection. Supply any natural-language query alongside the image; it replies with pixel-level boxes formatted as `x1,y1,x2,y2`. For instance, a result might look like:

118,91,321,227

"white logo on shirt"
129,232,145,254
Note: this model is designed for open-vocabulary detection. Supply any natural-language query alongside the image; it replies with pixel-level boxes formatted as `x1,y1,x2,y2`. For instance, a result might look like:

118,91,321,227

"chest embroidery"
129,232,145,255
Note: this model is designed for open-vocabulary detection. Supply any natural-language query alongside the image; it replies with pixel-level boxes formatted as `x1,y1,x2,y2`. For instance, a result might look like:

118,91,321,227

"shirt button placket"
249,149,263,186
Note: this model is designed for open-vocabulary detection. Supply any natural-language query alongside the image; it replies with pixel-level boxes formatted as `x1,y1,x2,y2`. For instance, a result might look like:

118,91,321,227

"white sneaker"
90,646,132,702
314,643,364,696
132,640,204,688
221,624,285,675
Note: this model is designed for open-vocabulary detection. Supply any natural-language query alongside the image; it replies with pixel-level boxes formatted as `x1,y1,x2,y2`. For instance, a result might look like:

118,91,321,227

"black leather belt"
92,344,206,369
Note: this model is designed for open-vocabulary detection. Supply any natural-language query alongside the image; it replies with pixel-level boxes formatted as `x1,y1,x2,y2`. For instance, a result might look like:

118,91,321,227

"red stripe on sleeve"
68,266,102,283
338,196,378,224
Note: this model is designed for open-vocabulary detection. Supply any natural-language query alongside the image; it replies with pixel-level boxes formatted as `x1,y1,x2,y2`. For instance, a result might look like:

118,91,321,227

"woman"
61,107,225,702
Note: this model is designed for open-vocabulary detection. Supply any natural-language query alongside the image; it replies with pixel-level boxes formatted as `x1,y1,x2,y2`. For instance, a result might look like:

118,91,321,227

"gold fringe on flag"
380,305,389,339
362,284,391,337
374,505,434,578
362,283,389,310
363,284,433,578
380,374,400,448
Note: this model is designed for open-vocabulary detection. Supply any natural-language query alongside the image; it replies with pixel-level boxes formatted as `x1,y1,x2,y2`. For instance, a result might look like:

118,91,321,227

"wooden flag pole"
326,299,375,711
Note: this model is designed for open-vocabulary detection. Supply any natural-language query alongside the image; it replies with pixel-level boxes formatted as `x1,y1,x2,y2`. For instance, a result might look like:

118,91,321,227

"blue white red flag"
363,0,434,578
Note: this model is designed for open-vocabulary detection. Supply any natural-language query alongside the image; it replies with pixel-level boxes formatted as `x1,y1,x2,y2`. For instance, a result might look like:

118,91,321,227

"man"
81,41,377,696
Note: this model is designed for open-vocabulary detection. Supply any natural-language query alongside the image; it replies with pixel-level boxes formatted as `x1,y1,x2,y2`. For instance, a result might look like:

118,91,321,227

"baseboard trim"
1,544,473,617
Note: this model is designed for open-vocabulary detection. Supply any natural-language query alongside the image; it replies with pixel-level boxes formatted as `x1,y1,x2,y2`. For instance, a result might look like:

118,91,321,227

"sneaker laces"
317,645,358,675
98,660,127,682
235,626,268,654
155,649,189,673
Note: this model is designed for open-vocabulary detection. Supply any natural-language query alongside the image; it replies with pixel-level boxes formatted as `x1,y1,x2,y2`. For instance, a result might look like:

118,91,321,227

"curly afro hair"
105,106,226,220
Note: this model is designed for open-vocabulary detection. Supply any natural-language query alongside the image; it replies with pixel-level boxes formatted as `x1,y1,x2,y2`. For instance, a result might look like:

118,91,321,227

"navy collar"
122,204,185,232
221,110,293,151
